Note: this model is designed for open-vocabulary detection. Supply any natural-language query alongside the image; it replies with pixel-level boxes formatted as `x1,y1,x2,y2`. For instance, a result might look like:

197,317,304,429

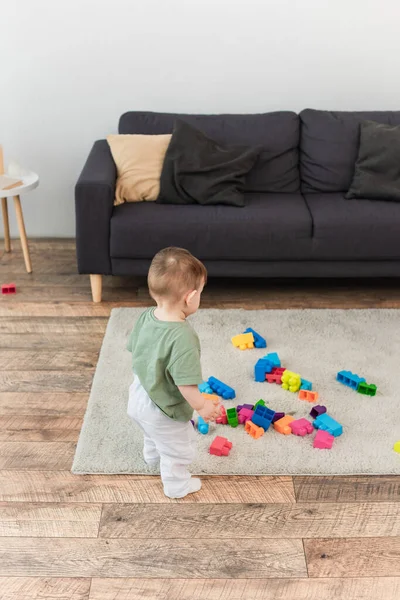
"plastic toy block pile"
196,326,384,458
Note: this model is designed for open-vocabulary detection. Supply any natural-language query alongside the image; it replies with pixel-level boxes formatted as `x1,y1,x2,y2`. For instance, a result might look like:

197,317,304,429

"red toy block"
238,407,254,424
215,405,228,425
290,418,314,436
298,390,319,403
1,283,16,295
313,429,334,449
209,435,232,456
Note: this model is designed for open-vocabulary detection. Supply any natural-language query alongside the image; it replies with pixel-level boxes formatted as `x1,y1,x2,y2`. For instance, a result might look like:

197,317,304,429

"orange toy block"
298,390,319,403
201,393,220,404
245,420,264,439
231,332,254,350
273,415,295,435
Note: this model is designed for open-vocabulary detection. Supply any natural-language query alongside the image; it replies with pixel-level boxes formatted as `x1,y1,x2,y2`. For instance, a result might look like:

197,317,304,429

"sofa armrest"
75,140,116,275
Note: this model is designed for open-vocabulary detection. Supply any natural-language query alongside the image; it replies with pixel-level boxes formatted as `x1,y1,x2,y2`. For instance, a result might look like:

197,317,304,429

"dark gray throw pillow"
157,119,259,207
346,120,400,201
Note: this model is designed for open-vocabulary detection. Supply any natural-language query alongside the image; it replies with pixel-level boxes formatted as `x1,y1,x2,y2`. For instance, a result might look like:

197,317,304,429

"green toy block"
226,407,239,427
253,399,266,411
357,382,377,396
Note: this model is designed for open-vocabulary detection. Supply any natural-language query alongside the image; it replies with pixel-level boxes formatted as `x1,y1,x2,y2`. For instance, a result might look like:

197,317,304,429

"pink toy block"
298,390,319,403
1,283,16,295
215,405,228,425
290,418,314,436
209,436,232,456
238,407,254,424
313,429,334,449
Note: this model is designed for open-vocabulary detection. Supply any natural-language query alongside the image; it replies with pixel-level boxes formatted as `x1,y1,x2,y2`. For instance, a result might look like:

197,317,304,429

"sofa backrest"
119,111,300,193
300,109,400,193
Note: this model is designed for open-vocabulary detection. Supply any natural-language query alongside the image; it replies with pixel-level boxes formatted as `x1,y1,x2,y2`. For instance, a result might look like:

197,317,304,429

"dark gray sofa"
75,109,400,302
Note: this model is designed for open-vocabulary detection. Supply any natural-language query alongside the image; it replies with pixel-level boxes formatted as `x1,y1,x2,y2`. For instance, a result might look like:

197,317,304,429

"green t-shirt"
127,307,203,422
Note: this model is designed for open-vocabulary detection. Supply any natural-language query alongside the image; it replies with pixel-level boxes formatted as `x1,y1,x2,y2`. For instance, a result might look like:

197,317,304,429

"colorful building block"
198,381,213,394
242,403,255,410
272,411,285,423
263,352,280,367
244,327,267,349
1,283,16,295
231,332,254,350
273,415,294,435
254,358,273,382
201,393,220,404
310,405,327,419
300,378,312,391
393,441,400,454
209,436,232,456
253,399,266,410
215,405,228,425
245,420,264,439
357,382,377,396
313,429,334,449
238,407,254,424
251,405,275,431
281,370,301,393
298,390,319,403
208,377,236,400
337,370,365,390
266,366,286,384
226,407,239,427
190,419,195,426
313,413,343,437
290,418,314,436
197,416,209,435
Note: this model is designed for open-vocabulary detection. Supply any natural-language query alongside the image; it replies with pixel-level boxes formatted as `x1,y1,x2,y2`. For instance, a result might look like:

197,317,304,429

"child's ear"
185,289,197,305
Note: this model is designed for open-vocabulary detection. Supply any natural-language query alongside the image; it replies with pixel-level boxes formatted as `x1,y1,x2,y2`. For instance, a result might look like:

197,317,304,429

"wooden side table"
1,148,39,273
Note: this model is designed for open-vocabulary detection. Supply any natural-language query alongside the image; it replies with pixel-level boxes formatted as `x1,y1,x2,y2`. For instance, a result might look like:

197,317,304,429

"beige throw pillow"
107,134,172,205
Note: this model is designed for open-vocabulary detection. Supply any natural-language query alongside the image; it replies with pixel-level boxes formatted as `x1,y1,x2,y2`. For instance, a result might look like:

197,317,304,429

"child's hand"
198,400,221,422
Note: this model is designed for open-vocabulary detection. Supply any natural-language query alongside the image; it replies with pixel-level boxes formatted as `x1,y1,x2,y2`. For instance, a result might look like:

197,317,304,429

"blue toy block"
263,352,280,367
207,376,236,400
313,413,343,437
254,358,273,382
197,416,209,435
251,405,275,431
198,381,213,394
300,378,313,391
337,370,365,390
244,327,267,349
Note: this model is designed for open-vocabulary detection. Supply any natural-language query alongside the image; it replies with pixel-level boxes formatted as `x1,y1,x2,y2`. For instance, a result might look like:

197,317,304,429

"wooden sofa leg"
90,274,102,303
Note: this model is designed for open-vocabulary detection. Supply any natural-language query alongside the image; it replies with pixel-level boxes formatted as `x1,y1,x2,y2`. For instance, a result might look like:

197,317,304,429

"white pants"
127,376,197,498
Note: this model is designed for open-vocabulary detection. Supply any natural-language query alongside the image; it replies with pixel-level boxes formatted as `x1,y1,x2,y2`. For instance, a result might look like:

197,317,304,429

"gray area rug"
72,308,400,475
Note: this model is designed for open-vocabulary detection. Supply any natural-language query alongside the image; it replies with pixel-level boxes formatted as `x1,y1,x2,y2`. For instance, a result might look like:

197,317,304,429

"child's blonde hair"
148,247,207,300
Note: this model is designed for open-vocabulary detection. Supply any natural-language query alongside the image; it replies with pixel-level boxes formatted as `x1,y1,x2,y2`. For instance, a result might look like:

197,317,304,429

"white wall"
1,0,400,237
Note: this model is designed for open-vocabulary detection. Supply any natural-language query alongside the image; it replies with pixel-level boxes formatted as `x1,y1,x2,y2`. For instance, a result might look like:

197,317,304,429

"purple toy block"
290,418,314,436
272,411,285,423
310,405,327,419
242,403,254,410
236,405,243,413
238,408,254,424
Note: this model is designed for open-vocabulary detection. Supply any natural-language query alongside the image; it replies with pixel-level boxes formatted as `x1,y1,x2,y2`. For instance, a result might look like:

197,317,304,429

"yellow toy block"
231,332,254,350
281,370,301,393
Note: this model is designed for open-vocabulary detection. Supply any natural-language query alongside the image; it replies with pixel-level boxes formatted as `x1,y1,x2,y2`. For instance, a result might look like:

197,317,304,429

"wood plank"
0,333,104,350
0,317,107,335
0,577,90,600
0,286,138,302
0,502,101,537
0,537,306,577
0,302,149,318
0,443,76,470
0,371,93,392
0,416,82,442
0,472,295,503
99,501,400,539
294,475,400,503
0,350,98,370
89,577,400,600
0,393,88,416
304,537,400,577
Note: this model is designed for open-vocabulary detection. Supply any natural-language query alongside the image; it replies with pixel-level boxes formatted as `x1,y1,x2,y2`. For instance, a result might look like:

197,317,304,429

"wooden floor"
1,239,400,600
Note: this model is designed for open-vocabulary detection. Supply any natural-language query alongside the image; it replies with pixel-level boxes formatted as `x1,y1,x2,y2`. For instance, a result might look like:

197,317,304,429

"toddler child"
127,246,220,499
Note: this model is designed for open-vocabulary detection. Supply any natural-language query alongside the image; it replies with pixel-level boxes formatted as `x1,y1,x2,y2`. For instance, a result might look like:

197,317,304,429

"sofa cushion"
300,109,400,193
110,193,313,262
305,193,400,260
119,111,300,194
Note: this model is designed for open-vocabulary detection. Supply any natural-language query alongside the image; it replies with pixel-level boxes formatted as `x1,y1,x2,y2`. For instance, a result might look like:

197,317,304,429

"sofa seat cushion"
110,193,313,262
305,193,400,260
